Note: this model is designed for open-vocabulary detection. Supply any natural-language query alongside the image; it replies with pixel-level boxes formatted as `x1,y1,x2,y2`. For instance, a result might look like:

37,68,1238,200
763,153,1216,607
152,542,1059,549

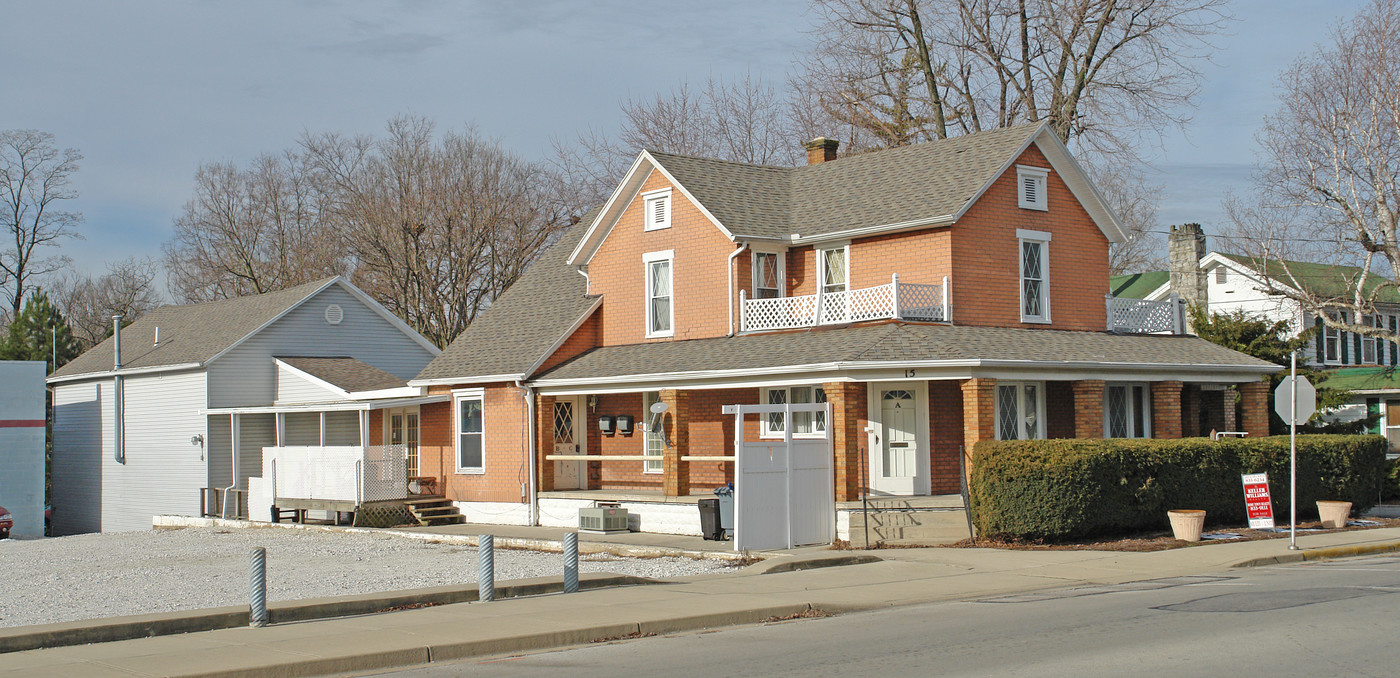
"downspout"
518,380,539,525
222,414,239,519
727,242,749,336
112,315,124,464
576,266,589,295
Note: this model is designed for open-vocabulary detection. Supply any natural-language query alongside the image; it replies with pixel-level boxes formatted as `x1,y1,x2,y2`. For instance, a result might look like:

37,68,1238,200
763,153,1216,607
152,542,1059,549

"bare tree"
163,151,346,302
51,257,163,349
302,116,566,347
0,130,84,317
1226,0,1400,339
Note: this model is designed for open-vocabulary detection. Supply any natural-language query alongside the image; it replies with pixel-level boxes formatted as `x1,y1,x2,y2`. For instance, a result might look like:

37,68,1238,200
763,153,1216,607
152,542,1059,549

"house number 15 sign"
1241,473,1275,530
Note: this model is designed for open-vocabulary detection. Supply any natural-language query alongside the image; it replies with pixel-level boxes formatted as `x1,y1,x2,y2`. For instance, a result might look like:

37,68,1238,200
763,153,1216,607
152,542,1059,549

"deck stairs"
405,496,465,526
846,496,972,548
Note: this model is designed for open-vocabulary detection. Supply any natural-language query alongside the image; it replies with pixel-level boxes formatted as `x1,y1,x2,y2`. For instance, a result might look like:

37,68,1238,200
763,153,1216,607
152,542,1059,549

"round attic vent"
325,304,344,325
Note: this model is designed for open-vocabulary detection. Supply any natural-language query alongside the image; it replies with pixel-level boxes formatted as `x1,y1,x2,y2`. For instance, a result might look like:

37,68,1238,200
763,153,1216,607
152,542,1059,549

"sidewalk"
7,527,1400,678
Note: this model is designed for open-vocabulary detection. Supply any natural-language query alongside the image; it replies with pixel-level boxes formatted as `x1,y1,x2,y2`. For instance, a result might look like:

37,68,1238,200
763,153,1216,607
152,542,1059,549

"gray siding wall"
207,414,232,491
276,363,341,403
100,369,208,532
284,412,321,445
324,411,361,446
51,381,110,535
207,285,436,409
239,413,276,488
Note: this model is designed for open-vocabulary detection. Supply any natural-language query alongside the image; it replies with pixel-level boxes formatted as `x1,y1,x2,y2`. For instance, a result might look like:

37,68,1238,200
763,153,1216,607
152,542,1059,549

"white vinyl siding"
51,381,111,535
324,411,362,446
207,285,436,409
275,363,343,403
283,412,322,446
1017,166,1048,211
100,370,209,532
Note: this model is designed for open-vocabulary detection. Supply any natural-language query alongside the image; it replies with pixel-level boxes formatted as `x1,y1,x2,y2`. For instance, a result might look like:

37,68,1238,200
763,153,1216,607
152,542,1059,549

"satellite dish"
650,402,669,414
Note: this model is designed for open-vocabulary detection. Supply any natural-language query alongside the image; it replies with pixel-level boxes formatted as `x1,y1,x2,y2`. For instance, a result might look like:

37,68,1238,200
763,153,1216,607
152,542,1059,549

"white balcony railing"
741,274,949,333
1106,293,1186,334
265,444,410,504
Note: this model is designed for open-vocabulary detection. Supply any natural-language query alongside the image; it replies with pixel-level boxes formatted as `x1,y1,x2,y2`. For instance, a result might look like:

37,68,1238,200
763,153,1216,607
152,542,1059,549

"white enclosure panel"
789,440,833,547
51,381,111,535
207,285,436,409
101,370,208,532
732,402,834,551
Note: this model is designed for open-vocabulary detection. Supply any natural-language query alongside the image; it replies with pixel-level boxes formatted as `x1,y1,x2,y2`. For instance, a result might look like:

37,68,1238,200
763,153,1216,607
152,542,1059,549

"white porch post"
891,273,901,320
942,275,951,322
275,412,284,446
359,410,369,449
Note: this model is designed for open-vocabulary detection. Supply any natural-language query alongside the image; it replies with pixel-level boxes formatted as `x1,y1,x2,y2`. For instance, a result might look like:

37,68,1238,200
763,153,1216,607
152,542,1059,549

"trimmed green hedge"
969,435,1386,541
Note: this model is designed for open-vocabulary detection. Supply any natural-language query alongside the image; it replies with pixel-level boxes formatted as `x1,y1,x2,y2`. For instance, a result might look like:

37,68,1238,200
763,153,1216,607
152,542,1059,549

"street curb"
1231,539,1400,568
752,554,884,574
0,574,653,655
170,603,818,678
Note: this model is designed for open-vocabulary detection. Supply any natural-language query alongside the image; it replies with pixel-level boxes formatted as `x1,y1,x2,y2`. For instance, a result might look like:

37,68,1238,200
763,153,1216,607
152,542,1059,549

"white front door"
553,399,584,490
867,382,930,495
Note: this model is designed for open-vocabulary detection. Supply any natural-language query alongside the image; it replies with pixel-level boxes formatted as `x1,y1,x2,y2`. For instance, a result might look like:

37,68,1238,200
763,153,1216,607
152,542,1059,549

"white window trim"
1016,165,1049,211
994,381,1046,441
642,391,663,474
751,249,786,299
1103,382,1152,439
817,244,850,295
642,187,672,231
1018,235,1051,324
759,385,828,439
453,388,485,475
643,249,675,338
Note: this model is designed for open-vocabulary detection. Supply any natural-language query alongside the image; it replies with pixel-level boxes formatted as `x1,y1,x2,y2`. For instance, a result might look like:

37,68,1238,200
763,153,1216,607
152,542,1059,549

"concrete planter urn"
1168,510,1206,542
1316,501,1353,529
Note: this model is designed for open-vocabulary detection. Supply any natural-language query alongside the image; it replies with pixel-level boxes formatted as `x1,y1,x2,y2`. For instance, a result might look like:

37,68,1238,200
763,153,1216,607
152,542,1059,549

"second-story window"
642,188,671,231
753,251,782,299
820,246,847,295
1363,314,1378,364
1017,229,1051,323
1324,311,1342,363
644,250,674,338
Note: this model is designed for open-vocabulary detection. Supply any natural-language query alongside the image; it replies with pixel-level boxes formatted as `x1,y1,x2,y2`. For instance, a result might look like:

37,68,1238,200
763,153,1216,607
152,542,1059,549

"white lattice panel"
744,294,819,332
849,283,896,322
1109,297,1178,334
821,290,850,324
742,279,953,332
897,283,945,321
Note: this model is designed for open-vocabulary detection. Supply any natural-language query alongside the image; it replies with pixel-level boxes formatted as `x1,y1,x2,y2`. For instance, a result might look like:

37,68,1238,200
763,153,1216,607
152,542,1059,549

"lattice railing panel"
744,294,820,332
1108,296,1181,334
361,444,410,503
741,278,952,332
821,290,850,324
849,284,896,322
898,283,945,321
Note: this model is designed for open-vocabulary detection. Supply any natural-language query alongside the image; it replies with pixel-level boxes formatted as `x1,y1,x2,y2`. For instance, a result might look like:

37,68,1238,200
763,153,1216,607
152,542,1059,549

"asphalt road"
363,554,1400,678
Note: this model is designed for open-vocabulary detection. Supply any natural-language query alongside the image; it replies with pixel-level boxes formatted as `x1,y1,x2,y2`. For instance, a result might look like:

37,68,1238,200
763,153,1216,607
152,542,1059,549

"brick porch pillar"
1222,386,1238,431
1071,380,1105,438
660,390,690,497
1239,381,1270,438
537,394,556,492
825,381,866,502
961,378,997,476
1150,381,1184,439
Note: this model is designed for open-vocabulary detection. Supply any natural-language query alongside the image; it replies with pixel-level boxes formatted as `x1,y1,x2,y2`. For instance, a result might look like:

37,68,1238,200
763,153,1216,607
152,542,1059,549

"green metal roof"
1110,271,1168,299
1218,253,1400,304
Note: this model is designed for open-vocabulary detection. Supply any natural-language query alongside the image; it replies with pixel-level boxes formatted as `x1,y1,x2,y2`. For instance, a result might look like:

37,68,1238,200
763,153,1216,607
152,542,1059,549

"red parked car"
0,505,12,539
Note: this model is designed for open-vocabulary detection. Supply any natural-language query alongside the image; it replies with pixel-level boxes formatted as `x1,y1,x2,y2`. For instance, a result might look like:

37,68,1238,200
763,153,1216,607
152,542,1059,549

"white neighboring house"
1114,240,1400,447
46,277,442,534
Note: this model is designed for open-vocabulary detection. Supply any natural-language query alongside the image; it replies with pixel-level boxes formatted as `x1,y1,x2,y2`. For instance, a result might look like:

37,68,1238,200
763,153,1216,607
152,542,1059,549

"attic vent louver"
325,304,344,325
1016,165,1048,211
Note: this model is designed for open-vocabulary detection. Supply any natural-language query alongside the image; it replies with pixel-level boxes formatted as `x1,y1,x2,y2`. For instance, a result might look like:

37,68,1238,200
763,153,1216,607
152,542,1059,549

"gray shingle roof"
534,322,1278,382
50,277,340,380
278,356,406,393
412,216,599,383
647,125,1039,240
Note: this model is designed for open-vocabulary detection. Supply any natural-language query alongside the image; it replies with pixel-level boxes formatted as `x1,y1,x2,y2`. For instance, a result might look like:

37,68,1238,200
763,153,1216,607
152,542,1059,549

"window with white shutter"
642,188,672,231
1017,166,1048,211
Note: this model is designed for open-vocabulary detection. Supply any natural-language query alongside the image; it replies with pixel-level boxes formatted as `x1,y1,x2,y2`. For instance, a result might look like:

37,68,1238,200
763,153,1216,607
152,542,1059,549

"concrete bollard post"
249,547,268,627
563,532,579,594
478,534,495,602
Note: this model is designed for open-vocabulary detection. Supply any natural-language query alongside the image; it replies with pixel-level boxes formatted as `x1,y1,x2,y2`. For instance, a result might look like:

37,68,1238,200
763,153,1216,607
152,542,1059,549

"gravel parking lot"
0,526,734,629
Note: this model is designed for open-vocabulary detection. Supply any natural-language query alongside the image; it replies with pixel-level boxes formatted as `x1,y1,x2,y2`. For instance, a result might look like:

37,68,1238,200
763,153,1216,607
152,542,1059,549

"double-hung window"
644,250,674,338
642,188,671,231
1104,383,1152,438
455,390,484,473
761,385,828,438
995,381,1044,440
1363,314,1378,364
1017,229,1051,323
1323,311,1342,363
753,251,783,299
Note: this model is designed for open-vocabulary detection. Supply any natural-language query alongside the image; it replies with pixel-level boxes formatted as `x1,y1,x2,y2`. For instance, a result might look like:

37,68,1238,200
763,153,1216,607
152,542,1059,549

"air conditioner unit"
579,507,629,534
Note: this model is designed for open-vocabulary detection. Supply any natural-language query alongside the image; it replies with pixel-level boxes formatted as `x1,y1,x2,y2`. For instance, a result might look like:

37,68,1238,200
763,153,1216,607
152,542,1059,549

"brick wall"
1070,380,1105,439
928,380,964,495
961,378,997,473
1151,381,1184,439
587,169,738,345
1239,381,1270,437
949,145,1110,331
849,228,953,290
535,309,601,375
825,381,867,501
417,382,531,504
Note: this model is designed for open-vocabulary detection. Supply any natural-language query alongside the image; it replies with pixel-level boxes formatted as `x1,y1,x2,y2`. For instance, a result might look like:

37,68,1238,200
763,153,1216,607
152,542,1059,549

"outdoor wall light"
598,415,615,435
616,414,634,436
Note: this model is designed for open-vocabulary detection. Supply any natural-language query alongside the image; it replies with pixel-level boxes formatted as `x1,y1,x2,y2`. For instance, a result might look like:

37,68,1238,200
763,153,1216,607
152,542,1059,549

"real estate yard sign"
1241,473,1275,530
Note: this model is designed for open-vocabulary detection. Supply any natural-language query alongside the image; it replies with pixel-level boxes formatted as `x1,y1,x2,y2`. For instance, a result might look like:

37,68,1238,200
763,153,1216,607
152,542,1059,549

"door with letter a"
867,381,930,495
553,398,585,490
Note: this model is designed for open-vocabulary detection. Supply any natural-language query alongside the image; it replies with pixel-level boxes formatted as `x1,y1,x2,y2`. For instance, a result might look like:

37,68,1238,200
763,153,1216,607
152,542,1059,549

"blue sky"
0,0,1366,292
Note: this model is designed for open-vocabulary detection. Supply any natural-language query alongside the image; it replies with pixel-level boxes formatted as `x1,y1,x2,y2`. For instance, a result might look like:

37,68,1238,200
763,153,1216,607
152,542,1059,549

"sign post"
1241,472,1275,529
1274,354,1316,550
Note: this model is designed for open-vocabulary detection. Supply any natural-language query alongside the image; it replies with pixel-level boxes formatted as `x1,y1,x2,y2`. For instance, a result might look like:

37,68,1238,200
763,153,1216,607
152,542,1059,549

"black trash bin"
698,498,723,541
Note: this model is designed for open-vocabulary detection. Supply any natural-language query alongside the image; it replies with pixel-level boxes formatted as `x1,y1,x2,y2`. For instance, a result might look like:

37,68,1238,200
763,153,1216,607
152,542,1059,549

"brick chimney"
803,137,840,165
1168,223,1208,330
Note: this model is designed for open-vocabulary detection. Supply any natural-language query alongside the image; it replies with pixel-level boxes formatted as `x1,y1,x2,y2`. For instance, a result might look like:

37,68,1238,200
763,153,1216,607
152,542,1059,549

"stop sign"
1274,376,1317,425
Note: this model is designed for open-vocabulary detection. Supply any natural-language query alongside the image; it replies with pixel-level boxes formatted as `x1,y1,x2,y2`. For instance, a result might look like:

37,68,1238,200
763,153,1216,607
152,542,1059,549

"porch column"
1222,386,1239,431
961,378,997,476
660,390,690,497
1239,381,1270,438
1150,381,1184,439
1070,380,1105,439
1181,385,1201,438
824,381,865,502
537,394,556,493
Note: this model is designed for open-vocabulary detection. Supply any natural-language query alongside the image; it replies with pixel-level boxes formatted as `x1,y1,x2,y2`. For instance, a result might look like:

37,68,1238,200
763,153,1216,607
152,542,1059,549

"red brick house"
405,123,1277,539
